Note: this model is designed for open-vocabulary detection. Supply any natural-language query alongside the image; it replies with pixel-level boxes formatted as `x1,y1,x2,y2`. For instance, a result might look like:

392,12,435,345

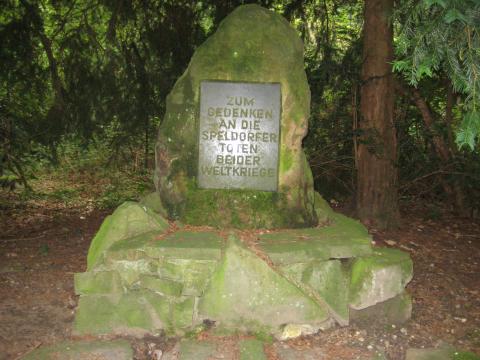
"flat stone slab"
74,200,412,337
405,348,480,360
350,292,412,325
87,202,169,269
273,342,326,360
198,236,329,333
177,339,217,360
108,230,224,261
163,339,267,360
148,231,224,260
22,340,133,360
349,248,413,310
257,214,372,266
239,339,267,360
281,260,350,325
75,270,123,295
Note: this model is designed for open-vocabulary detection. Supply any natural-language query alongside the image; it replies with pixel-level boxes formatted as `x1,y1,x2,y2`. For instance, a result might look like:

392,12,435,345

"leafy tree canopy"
394,0,480,149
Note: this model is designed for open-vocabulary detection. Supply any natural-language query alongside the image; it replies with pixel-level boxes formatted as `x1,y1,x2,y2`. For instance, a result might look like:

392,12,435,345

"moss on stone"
281,260,350,325
140,192,168,217
314,191,335,224
148,230,223,260
171,296,196,330
258,224,372,266
239,339,267,360
75,290,172,336
106,258,159,286
154,4,317,229
87,202,169,270
74,271,123,295
138,275,183,297
198,235,329,333
349,248,413,310
181,181,309,229
22,340,133,360
280,148,294,173
350,291,412,325
177,339,217,360
74,295,119,335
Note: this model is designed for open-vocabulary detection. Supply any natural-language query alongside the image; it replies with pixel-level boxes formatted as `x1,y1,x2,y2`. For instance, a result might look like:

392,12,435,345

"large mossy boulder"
349,248,413,310
86,202,169,270
154,4,317,229
74,201,413,337
198,236,330,334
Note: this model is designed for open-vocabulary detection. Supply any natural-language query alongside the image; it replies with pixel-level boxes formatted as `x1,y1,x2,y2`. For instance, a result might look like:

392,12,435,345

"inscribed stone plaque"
198,81,281,191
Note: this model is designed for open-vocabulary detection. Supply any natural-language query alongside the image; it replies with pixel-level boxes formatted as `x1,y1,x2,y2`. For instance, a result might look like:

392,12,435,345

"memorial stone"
198,81,281,191
73,4,413,340
154,4,318,228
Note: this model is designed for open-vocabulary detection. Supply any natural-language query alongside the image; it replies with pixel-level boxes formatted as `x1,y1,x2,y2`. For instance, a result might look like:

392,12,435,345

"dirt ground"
1,191,479,360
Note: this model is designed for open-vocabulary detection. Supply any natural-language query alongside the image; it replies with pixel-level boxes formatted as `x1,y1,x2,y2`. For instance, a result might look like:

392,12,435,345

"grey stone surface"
405,347,455,360
405,347,480,360
198,236,329,333
154,4,318,228
178,339,217,360
273,342,326,360
349,248,413,310
198,81,281,191
239,339,267,360
350,292,412,325
22,340,133,360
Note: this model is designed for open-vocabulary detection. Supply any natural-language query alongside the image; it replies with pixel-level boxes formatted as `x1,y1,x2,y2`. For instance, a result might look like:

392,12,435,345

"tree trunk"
395,80,466,213
356,0,399,229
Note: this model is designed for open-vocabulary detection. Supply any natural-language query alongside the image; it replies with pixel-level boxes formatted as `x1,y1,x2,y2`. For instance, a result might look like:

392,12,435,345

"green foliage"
95,174,151,209
0,0,479,216
39,244,49,256
394,0,480,149
456,111,480,150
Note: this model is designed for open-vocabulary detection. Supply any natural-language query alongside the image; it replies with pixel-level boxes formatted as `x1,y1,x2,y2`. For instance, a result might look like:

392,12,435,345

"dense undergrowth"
0,140,155,212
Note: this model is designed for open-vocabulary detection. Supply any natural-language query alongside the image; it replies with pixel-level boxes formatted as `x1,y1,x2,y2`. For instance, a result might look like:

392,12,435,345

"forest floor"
0,179,479,360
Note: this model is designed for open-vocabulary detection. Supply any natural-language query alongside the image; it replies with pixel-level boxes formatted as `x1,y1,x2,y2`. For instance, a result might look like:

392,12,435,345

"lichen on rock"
154,4,318,229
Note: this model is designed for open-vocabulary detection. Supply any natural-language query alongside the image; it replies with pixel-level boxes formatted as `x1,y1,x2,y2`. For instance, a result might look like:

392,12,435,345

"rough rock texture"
405,347,480,360
22,340,133,360
198,236,329,334
273,342,327,360
281,260,350,325
349,248,413,310
86,202,169,269
154,4,317,229
177,340,218,360
350,292,412,325
75,230,223,336
239,339,267,360
74,199,413,337
257,212,372,265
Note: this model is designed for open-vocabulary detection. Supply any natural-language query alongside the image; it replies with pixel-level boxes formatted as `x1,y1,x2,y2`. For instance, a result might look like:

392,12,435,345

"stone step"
22,340,133,360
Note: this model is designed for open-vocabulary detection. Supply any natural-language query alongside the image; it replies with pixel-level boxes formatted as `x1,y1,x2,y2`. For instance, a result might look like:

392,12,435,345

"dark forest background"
1,0,479,227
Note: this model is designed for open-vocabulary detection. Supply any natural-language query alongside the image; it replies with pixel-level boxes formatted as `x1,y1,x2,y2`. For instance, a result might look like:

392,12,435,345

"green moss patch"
350,291,412,326
154,5,317,229
257,219,372,266
198,236,329,333
281,260,350,325
87,202,169,270
349,248,413,310
22,339,133,360
239,339,267,360
74,271,123,295
177,339,217,360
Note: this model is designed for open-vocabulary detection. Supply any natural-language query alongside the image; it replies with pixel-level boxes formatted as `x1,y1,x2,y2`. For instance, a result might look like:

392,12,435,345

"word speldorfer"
198,81,281,191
